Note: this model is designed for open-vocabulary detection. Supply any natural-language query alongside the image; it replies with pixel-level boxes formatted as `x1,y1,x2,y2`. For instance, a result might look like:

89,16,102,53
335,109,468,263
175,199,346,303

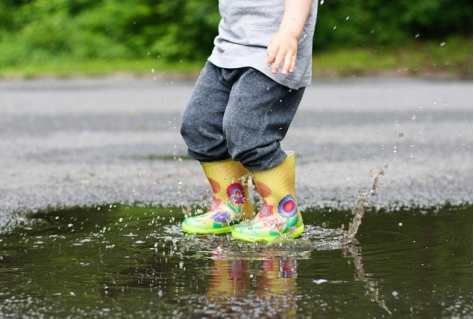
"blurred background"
0,0,472,79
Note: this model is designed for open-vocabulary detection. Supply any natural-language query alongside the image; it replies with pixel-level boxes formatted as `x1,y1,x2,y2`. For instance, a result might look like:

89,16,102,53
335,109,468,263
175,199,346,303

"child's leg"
222,68,305,170
219,69,306,242
180,62,255,235
180,61,231,162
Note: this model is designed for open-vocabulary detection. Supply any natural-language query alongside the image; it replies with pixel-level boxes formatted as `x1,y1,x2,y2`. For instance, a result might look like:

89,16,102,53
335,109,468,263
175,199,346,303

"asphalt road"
0,77,472,230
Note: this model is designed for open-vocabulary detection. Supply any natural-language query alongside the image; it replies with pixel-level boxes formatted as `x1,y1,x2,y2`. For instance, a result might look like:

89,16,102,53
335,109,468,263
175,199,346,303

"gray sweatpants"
180,61,305,171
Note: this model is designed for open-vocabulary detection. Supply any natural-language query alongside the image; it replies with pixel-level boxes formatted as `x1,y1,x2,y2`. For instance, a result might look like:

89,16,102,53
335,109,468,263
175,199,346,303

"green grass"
0,37,471,80
313,37,473,79
0,58,204,80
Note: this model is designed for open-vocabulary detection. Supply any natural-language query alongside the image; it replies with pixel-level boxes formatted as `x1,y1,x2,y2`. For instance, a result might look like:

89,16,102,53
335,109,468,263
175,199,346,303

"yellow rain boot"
232,151,304,242
182,159,255,234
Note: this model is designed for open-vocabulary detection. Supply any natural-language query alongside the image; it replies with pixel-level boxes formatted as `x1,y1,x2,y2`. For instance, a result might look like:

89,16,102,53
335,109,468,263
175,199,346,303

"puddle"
0,204,472,318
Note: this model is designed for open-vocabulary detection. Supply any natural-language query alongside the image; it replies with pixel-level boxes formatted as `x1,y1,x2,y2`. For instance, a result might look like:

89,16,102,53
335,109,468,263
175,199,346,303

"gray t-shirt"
208,0,318,90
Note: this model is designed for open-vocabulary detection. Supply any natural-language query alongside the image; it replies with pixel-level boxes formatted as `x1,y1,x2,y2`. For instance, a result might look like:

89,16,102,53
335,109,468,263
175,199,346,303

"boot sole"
231,224,305,243
182,223,232,235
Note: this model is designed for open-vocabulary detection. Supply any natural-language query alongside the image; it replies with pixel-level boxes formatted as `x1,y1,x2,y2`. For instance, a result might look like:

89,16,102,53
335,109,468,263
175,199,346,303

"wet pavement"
0,77,472,229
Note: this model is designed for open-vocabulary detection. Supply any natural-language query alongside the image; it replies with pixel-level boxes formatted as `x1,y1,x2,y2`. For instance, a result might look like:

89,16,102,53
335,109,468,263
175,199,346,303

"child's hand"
267,31,298,75
267,0,312,75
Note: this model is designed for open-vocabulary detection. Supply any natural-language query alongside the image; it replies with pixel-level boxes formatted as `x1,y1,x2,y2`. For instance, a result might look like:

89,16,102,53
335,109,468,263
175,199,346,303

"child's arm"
267,0,313,75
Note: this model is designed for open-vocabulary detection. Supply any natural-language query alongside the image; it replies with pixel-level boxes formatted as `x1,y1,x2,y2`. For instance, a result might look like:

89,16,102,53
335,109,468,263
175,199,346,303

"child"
180,0,318,242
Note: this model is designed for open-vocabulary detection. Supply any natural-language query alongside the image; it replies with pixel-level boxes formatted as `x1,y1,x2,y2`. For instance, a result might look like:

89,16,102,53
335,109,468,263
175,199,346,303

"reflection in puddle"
0,204,472,318
202,255,298,318
342,242,392,316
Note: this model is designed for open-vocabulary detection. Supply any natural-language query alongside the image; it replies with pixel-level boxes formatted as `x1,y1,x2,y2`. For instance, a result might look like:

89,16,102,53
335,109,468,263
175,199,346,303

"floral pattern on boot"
182,184,252,234
232,194,302,242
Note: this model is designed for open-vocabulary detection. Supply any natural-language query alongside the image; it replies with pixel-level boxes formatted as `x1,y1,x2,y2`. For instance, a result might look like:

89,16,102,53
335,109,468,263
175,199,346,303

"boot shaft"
201,159,251,206
252,151,299,220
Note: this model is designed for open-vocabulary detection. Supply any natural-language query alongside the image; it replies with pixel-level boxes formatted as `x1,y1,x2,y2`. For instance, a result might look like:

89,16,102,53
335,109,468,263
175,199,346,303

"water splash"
344,164,389,241
177,179,192,218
